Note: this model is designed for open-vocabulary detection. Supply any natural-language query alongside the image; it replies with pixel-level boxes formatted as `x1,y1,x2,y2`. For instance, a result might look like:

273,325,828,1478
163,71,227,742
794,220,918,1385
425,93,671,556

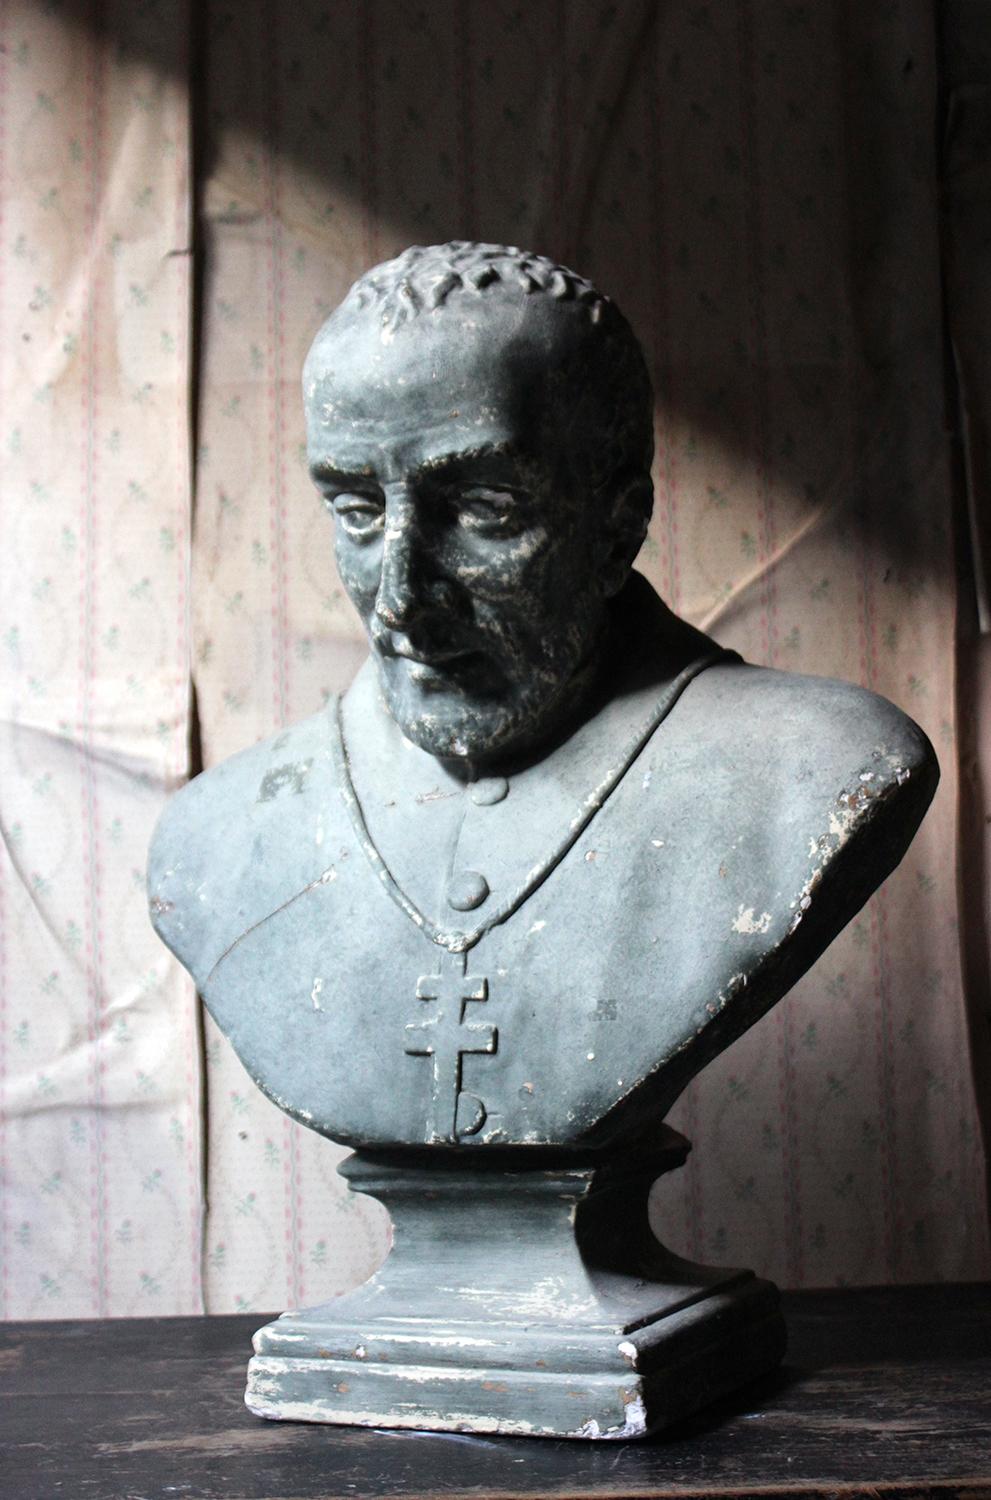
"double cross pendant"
405,948,497,1143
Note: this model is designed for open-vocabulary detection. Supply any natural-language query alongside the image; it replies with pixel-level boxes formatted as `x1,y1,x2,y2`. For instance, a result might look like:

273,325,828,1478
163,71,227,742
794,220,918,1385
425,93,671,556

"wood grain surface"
1,1284,989,1499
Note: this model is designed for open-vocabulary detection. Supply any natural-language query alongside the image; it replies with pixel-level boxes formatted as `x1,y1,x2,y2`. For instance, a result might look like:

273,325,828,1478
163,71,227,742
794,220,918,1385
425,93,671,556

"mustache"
371,628,475,667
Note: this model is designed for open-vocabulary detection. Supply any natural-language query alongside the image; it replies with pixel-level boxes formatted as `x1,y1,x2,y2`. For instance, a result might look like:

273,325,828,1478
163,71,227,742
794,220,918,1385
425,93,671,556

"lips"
374,633,472,669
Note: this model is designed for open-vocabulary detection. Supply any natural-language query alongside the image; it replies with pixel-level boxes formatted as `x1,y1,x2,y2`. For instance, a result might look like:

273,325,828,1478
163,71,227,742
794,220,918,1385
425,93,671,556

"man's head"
304,242,654,763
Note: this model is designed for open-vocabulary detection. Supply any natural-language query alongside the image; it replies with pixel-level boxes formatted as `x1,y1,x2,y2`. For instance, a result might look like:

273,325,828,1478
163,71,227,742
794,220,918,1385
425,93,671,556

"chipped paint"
732,905,772,935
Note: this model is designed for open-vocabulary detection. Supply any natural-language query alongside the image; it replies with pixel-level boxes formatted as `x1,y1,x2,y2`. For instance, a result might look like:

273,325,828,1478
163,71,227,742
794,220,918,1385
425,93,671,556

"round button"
470,776,509,806
446,870,490,912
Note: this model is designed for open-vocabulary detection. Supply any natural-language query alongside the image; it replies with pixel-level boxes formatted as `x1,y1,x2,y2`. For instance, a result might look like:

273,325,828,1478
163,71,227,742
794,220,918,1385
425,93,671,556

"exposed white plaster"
732,905,772,935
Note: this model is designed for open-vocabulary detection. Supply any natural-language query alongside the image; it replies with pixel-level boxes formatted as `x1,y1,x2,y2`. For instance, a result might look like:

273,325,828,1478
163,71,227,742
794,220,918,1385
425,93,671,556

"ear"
598,475,653,598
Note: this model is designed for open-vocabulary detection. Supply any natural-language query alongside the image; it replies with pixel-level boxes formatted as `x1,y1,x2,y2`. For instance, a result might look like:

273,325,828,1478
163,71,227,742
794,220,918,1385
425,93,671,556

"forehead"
303,296,590,469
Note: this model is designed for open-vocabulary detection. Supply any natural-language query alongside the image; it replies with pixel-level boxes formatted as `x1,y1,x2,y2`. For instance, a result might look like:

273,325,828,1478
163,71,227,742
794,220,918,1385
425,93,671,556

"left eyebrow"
309,459,377,482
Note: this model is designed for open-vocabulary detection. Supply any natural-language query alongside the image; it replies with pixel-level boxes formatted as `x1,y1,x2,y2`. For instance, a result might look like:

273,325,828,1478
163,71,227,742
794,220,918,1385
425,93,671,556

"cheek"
453,530,556,604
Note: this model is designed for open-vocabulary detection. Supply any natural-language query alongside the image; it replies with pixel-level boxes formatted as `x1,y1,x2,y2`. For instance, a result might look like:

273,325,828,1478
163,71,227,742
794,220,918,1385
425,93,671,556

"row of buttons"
448,775,509,910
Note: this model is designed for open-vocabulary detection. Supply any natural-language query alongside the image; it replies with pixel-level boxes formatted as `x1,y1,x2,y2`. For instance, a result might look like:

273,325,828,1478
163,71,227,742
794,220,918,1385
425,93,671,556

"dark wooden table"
2,1284,989,1499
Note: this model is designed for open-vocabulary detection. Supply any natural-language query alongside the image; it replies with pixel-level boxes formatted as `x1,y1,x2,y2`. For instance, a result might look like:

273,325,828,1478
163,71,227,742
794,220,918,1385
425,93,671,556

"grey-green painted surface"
148,245,938,1437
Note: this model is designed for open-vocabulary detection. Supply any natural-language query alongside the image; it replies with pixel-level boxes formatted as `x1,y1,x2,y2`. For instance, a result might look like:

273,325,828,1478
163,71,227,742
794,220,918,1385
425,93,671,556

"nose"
374,495,423,631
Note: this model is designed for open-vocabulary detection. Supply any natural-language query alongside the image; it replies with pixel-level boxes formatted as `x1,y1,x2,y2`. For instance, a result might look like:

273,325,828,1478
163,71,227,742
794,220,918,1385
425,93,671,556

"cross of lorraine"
405,949,497,1143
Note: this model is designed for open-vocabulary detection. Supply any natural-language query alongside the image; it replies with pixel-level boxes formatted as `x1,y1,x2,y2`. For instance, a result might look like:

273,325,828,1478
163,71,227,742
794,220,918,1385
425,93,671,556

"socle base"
245,1137,786,1440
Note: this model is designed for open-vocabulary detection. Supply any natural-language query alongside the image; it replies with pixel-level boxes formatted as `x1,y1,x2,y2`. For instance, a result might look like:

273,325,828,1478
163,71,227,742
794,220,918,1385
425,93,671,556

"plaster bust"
149,242,937,1154
147,244,938,1437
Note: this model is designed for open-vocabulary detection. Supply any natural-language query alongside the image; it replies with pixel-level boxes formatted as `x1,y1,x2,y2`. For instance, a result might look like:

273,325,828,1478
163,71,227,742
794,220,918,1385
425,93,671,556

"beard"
372,623,607,766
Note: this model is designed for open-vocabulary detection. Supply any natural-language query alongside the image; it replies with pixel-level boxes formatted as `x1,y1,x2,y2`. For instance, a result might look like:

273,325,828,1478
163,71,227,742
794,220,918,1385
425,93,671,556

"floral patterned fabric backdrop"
1,0,988,1318
0,1,201,1316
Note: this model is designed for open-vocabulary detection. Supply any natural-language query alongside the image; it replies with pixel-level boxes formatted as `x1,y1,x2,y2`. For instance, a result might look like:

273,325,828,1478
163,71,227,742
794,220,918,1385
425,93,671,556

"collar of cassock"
334,574,739,955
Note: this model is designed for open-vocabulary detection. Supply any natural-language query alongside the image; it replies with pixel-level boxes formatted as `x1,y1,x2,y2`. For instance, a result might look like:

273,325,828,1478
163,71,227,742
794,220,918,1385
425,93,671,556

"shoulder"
147,705,344,984
637,658,938,972
673,660,937,796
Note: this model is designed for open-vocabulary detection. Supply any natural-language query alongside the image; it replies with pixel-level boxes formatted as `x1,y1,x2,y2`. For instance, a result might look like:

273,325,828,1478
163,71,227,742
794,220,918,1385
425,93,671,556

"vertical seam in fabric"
554,0,568,263
174,0,202,1314
457,2,476,240
739,0,803,1286
0,0,7,1319
360,2,379,267
265,0,303,1313
81,3,108,1317
649,6,681,616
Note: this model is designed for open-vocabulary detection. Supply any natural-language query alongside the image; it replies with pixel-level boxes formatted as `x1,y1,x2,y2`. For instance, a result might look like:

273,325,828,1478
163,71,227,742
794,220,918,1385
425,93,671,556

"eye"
453,488,524,535
328,492,385,540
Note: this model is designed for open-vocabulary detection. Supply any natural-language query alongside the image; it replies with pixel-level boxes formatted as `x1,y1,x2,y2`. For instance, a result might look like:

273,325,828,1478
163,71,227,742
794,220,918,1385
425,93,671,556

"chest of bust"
201,692,811,1151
